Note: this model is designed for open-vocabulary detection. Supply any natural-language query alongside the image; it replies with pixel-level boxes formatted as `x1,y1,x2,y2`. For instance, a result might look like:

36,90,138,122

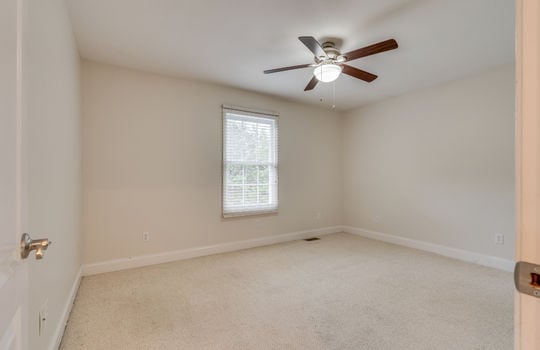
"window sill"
222,209,278,219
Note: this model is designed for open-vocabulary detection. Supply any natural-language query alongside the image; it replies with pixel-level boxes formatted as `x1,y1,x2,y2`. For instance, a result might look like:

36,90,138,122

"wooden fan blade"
341,65,378,82
264,63,312,74
343,39,398,62
298,36,327,58
304,76,318,91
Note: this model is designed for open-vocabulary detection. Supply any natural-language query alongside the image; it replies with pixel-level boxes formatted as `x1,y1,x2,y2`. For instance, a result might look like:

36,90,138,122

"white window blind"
222,107,278,217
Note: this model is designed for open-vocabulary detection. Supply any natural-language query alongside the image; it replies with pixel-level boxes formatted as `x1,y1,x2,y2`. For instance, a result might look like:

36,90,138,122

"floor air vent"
304,237,320,241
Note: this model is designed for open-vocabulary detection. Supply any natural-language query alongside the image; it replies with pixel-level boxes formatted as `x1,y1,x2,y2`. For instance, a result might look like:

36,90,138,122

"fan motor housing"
322,41,340,59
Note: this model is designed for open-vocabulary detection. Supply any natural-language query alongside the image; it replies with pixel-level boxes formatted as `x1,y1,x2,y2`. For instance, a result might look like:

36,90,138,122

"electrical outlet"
315,211,321,220
38,299,48,336
373,216,382,223
494,234,505,245
143,232,150,242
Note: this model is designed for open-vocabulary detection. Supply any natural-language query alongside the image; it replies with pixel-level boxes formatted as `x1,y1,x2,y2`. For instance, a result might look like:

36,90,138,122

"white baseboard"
343,226,514,272
82,225,514,276
82,226,343,276
50,266,82,350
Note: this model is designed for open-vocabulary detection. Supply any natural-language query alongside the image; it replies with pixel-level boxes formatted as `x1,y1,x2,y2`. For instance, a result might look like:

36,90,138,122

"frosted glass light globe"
313,64,342,83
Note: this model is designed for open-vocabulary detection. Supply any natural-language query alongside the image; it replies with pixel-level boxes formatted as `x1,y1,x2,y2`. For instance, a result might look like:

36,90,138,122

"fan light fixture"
313,63,342,83
263,37,398,91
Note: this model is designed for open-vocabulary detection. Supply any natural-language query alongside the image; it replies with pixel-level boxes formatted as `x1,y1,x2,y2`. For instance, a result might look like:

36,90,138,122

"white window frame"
222,105,279,218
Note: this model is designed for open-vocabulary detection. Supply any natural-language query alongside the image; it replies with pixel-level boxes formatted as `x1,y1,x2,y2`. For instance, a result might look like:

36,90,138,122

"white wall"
82,61,515,266
24,0,81,349
343,65,515,260
81,61,343,264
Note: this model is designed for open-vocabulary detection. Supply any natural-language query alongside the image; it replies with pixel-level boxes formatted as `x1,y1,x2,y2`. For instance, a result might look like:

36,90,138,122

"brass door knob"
20,233,51,260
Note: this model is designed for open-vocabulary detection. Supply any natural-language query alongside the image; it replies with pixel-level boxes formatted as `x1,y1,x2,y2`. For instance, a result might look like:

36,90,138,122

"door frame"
0,0,28,349
514,0,540,349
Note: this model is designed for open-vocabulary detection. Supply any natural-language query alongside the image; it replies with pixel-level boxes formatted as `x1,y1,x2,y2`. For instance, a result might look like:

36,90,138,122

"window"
222,106,278,217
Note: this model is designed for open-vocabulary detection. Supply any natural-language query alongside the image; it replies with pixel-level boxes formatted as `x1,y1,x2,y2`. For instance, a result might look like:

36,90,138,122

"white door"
515,0,540,349
0,0,27,349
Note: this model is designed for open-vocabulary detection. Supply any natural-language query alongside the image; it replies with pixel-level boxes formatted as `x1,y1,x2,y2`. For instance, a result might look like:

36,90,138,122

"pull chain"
332,81,336,109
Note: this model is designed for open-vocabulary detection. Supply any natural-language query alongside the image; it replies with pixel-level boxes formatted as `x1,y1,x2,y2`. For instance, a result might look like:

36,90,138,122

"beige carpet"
60,233,513,350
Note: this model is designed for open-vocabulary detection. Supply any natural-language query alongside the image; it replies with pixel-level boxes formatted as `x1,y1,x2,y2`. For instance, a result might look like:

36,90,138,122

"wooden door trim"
515,0,540,349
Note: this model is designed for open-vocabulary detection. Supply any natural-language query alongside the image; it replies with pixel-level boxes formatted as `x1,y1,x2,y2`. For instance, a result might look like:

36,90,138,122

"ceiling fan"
263,36,398,91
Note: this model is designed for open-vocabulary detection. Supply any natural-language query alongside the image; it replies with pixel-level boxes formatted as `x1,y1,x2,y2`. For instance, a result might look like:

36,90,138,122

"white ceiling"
67,0,514,111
